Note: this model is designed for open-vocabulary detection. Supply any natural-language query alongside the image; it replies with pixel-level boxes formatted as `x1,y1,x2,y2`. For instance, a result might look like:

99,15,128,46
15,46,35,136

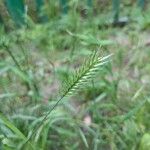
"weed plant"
0,1,150,150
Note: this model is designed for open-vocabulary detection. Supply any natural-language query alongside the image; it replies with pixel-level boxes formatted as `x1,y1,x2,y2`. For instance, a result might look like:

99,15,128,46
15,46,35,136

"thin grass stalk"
22,52,112,148
4,45,40,101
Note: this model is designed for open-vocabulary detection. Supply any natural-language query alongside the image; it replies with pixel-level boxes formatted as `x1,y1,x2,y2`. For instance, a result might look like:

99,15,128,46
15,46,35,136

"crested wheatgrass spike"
60,52,112,97
24,51,112,146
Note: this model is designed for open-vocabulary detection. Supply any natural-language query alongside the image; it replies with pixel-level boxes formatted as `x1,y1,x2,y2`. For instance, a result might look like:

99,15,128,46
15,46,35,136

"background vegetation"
0,0,150,149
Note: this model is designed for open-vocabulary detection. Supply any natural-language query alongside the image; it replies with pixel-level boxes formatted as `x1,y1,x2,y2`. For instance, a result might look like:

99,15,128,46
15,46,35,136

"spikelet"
60,51,112,98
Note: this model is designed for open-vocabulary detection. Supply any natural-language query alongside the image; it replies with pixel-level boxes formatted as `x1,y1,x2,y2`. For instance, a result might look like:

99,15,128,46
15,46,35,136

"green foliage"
140,133,150,150
0,1,150,150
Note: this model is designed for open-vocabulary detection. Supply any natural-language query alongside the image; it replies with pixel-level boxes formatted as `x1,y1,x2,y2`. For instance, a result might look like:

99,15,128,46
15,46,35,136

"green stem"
5,47,22,71
5,46,40,101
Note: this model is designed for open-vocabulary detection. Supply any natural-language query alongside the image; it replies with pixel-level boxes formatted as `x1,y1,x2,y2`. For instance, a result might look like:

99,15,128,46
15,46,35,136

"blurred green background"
0,0,150,150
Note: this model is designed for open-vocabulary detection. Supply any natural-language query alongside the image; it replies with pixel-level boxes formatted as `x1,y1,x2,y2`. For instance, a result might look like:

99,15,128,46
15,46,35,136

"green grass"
0,1,150,150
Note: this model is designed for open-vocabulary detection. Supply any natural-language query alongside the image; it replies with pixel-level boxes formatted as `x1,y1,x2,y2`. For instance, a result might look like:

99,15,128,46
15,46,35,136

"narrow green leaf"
79,128,89,148
0,113,26,141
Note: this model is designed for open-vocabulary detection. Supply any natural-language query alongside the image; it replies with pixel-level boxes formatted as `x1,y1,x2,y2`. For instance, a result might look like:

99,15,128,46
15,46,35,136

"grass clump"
0,1,150,150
